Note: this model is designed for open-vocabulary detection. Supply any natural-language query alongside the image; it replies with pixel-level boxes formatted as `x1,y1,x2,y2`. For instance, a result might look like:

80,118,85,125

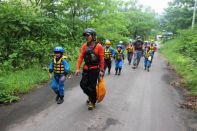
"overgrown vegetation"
161,29,197,94
0,66,48,103
0,0,159,103
160,0,197,95
176,30,197,64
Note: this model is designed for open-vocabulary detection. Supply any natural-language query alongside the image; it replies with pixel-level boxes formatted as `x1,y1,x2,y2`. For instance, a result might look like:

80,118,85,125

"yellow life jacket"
127,46,133,53
116,50,122,60
145,50,151,58
53,56,66,74
104,48,112,60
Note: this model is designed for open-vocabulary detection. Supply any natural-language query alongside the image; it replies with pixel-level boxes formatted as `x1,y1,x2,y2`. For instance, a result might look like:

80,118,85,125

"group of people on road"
126,37,157,72
48,28,157,110
104,40,125,75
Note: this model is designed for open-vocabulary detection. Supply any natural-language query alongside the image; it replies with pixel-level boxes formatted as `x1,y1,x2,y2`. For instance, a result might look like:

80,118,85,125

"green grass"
0,66,49,103
161,39,197,95
0,58,78,104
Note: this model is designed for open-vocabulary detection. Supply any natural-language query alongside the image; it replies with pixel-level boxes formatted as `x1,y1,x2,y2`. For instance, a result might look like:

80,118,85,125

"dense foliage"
161,0,197,64
161,0,197,95
0,0,159,103
0,0,158,73
176,29,197,64
161,39,197,94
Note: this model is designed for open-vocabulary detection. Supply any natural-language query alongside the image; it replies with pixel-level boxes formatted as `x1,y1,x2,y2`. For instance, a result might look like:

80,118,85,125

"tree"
162,0,195,32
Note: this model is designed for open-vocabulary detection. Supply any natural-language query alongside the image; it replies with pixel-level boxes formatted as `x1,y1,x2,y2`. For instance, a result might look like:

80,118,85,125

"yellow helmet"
105,40,111,45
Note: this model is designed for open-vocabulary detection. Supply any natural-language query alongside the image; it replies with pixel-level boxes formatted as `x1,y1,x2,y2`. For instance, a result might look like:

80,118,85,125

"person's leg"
144,58,147,70
108,60,112,74
87,69,99,110
128,53,131,65
58,75,65,97
147,60,151,72
118,68,122,75
136,51,142,67
133,52,137,68
118,60,123,75
51,75,60,101
115,60,119,75
57,75,65,104
130,53,133,64
80,70,90,96
51,76,58,93
104,59,108,74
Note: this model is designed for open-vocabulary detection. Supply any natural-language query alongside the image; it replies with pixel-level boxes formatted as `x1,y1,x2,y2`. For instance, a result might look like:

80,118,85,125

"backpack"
84,43,99,66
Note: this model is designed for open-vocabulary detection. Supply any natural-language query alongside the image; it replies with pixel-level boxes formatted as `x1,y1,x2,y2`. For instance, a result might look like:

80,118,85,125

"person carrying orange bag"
96,77,106,103
75,28,104,110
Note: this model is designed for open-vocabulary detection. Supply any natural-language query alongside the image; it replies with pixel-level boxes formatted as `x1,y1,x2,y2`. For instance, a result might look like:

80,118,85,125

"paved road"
5,53,196,131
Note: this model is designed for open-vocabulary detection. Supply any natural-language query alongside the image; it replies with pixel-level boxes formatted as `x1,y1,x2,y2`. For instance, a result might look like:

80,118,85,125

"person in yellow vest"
150,40,157,63
144,46,152,72
49,47,70,104
114,44,124,75
126,42,134,65
104,40,115,75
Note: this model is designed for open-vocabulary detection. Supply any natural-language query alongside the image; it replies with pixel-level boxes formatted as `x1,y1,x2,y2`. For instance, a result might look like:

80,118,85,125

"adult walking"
132,36,144,69
75,28,104,110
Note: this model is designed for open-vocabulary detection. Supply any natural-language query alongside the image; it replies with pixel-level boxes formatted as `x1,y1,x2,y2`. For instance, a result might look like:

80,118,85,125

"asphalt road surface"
2,53,197,131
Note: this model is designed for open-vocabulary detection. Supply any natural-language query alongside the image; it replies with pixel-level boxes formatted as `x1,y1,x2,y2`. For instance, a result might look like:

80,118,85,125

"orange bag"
96,78,106,103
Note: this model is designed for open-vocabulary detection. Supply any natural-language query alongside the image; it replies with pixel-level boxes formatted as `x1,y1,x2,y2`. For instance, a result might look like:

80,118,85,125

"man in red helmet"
76,28,104,110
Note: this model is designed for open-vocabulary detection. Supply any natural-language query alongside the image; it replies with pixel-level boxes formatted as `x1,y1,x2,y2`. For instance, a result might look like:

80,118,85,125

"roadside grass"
0,59,77,104
161,39,197,95
0,66,48,103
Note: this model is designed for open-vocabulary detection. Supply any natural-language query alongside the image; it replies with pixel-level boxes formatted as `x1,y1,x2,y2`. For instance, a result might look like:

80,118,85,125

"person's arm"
98,45,104,72
62,60,70,76
132,42,136,52
113,51,116,59
126,45,129,50
60,59,70,81
122,51,125,60
49,59,53,79
110,47,115,57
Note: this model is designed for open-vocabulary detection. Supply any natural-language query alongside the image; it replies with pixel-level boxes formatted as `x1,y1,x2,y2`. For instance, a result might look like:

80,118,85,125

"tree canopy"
161,0,196,32
0,0,159,72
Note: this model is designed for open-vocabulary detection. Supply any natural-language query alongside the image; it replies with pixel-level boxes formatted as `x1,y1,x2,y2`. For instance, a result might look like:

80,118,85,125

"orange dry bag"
96,78,106,103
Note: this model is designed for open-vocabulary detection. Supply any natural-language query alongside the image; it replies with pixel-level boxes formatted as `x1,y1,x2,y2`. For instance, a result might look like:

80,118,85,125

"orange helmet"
105,40,111,45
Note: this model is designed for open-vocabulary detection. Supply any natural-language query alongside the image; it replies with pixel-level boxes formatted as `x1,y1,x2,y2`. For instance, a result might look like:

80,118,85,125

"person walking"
126,41,134,65
132,36,144,69
75,28,104,110
114,45,124,75
104,40,115,75
49,46,70,104
144,46,152,72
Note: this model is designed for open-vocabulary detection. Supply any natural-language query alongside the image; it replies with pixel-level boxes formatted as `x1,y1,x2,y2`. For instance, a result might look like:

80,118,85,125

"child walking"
114,45,124,75
49,46,70,104
144,46,152,72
